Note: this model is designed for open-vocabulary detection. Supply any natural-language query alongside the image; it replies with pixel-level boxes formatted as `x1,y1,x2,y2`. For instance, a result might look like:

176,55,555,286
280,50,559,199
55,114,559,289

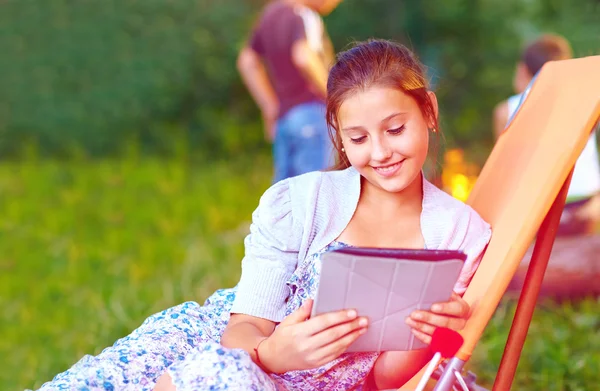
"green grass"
1,154,598,390
0,154,272,390
471,298,600,391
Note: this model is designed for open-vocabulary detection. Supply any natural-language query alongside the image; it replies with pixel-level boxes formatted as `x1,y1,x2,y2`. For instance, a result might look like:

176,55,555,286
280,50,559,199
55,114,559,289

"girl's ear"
427,91,439,128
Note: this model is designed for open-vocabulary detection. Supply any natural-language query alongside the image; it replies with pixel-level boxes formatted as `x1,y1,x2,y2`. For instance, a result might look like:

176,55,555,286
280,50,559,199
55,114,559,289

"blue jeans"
273,102,332,182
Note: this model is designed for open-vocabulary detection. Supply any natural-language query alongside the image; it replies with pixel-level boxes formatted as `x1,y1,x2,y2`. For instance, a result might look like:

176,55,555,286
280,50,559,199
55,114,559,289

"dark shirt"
250,2,325,118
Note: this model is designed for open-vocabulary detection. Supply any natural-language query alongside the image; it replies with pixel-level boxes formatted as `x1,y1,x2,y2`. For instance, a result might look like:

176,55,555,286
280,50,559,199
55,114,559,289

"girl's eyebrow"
381,112,407,123
341,125,365,132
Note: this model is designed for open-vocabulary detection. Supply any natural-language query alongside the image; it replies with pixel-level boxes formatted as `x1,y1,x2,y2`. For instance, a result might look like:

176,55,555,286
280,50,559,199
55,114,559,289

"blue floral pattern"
37,242,378,391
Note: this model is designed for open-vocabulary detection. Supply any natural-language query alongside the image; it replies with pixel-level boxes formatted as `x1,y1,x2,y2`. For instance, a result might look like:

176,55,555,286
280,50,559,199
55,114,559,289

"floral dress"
37,242,379,391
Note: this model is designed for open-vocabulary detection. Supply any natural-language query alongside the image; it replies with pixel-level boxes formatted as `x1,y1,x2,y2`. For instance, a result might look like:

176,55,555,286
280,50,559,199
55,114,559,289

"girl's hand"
259,299,368,374
405,293,471,345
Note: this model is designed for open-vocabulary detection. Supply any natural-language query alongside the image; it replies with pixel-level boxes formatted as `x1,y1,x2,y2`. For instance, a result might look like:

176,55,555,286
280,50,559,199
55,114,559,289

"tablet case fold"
312,247,466,352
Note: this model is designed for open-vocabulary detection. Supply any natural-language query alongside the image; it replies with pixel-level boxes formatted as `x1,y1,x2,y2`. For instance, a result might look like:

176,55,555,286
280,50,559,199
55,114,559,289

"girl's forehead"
338,87,419,129
340,87,416,115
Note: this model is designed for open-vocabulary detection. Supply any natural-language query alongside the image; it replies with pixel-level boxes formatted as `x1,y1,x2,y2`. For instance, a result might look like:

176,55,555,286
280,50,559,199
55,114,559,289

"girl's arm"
371,349,432,389
222,300,368,374
220,314,276,372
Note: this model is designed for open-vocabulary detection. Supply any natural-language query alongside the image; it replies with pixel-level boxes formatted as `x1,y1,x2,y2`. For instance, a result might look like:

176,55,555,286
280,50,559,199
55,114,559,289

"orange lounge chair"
399,55,600,391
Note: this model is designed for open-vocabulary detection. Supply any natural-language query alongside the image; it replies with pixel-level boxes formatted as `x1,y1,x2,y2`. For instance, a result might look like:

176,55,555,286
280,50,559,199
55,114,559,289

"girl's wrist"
254,337,275,374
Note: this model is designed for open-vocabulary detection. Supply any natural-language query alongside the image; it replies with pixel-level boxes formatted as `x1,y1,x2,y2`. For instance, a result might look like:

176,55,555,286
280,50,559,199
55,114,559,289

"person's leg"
286,102,333,178
272,117,293,183
36,302,210,391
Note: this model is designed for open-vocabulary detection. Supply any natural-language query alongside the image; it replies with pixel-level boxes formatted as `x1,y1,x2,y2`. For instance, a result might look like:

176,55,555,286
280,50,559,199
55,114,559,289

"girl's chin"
360,168,421,194
364,175,409,193
379,181,410,193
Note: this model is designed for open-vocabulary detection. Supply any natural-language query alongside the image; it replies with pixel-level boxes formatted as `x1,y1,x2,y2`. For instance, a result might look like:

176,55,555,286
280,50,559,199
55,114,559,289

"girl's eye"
350,136,367,144
388,125,406,135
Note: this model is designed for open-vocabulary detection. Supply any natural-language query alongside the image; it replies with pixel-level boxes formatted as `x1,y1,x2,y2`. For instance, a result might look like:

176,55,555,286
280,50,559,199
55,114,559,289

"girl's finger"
280,299,313,326
411,328,432,345
311,317,368,348
316,326,366,363
405,317,436,336
409,311,467,331
304,308,359,335
430,297,470,317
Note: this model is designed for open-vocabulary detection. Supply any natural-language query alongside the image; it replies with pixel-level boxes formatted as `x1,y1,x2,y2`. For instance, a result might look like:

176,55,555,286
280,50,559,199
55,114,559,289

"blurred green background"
1,0,599,390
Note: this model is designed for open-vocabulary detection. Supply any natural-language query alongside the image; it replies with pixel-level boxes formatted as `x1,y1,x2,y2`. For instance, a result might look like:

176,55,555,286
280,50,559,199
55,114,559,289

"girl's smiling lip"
371,159,405,177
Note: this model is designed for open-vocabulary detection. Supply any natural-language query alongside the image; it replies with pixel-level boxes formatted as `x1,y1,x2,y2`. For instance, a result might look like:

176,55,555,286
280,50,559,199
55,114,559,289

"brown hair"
325,39,438,170
522,34,573,76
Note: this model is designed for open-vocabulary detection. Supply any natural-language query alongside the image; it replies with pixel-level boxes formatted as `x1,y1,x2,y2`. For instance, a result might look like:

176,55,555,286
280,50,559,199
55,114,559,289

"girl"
39,40,491,391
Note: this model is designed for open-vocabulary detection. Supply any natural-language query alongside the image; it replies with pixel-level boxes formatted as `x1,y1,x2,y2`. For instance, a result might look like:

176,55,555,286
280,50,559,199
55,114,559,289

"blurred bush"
0,0,266,158
1,0,598,161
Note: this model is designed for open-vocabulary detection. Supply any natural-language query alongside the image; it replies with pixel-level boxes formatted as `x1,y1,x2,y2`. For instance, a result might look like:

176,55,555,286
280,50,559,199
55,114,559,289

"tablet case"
311,247,467,352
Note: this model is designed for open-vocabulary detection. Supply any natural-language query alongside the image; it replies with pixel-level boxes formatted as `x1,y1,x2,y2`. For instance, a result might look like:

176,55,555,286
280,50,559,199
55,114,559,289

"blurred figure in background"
237,0,342,182
493,34,600,236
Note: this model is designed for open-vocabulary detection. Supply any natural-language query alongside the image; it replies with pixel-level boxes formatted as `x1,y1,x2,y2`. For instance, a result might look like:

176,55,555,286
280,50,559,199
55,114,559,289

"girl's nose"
371,138,392,162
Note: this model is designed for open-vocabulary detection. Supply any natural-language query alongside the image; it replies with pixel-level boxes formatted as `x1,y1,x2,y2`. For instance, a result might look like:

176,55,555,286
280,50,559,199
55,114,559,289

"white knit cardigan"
230,167,492,322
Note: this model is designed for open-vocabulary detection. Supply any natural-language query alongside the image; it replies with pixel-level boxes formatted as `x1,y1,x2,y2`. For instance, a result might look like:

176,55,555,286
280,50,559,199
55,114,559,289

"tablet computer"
311,247,467,352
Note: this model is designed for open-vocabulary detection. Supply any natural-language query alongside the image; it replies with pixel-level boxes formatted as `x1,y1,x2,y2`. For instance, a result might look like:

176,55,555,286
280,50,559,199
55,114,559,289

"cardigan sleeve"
230,179,300,322
452,205,492,295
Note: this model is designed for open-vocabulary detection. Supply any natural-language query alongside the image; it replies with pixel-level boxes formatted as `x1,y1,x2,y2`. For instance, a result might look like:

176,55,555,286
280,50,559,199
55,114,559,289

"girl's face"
337,86,435,194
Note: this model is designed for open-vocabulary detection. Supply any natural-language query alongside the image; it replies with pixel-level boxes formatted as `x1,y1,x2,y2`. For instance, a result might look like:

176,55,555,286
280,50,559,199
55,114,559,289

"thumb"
281,299,313,325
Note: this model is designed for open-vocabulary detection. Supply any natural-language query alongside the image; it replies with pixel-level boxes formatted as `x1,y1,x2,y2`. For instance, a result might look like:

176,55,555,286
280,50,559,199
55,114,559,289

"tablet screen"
312,247,466,352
